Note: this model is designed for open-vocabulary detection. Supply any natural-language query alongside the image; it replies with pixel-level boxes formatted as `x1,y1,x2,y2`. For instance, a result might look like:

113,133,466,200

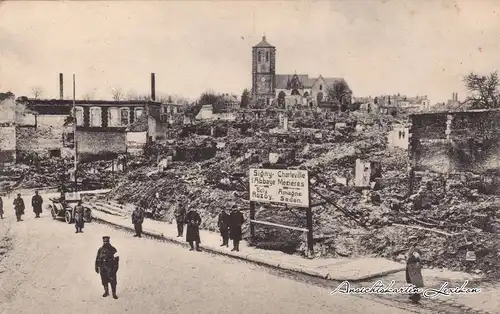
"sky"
1,0,500,103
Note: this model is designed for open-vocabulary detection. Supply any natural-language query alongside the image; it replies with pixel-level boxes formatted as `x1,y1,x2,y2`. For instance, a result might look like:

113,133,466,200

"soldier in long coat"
217,208,230,247
174,201,186,237
131,206,145,237
31,191,43,218
73,200,85,233
13,194,25,222
229,206,244,252
0,195,4,219
95,236,119,299
406,236,423,304
185,207,202,251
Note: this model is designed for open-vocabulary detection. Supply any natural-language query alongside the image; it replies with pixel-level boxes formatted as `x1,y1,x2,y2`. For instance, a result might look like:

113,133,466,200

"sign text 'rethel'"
249,168,309,207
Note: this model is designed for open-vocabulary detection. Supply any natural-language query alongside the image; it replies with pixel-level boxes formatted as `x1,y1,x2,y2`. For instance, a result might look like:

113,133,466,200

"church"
251,36,352,109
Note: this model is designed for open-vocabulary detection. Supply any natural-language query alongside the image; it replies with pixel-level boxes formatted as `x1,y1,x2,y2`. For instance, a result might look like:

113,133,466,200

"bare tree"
31,87,43,99
463,71,500,109
326,80,351,104
111,87,124,101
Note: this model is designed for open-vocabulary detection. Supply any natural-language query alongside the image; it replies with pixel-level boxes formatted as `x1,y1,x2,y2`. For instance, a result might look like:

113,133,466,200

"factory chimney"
59,73,64,99
151,73,156,101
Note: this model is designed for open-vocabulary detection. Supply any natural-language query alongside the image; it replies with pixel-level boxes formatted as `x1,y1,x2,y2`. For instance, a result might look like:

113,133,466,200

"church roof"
275,74,348,91
253,36,274,48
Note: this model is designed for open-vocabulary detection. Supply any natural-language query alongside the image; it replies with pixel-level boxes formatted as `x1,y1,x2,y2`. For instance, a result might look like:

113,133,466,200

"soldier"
32,190,43,218
73,200,85,233
217,208,230,247
0,195,3,219
174,201,186,237
13,194,25,222
406,236,423,304
229,205,244,252
131,206,145,237
95,236,119,299
185,207,202,251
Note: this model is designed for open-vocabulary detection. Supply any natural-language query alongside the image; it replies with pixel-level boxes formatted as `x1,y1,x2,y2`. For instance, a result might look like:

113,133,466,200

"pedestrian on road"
13,194,25,222
406,236,423,304
73,200,85,233
185,207,202,251
174,201,186,237
0,195,4,219
32,191,43,218
131,206,145,237
95,236,119,299
229,205,244,252
217,208,229,247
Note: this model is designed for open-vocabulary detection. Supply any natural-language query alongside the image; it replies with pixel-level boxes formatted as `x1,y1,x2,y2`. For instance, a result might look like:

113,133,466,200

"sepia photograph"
1,0,500,313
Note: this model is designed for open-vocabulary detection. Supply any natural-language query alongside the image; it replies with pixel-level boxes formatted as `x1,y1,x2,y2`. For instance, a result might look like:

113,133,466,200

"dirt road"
0,209,423,314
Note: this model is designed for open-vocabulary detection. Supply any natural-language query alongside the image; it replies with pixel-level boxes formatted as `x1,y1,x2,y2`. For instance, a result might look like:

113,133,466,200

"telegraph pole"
73,74,78,193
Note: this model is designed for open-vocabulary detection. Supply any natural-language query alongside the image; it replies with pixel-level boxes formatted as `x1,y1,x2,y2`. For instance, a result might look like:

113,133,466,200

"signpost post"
248,168,313,255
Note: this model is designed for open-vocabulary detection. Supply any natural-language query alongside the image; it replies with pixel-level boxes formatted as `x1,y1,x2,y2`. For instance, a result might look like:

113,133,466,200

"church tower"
252,36,276,104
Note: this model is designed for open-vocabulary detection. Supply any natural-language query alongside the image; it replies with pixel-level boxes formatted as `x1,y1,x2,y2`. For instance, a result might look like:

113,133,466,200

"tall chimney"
151,73,156,101
59,73,64,99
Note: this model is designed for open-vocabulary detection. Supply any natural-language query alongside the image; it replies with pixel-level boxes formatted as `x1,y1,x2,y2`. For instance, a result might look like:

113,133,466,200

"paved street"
0,210,424,314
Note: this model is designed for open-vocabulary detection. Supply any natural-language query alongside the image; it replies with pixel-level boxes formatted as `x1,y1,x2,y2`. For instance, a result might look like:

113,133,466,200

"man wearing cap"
185,206,202,251
95,236,119,299
73,200,85,233
31,190,43,218
131,206,145,237
217,208,230,247
174,201,186,237
229,205,245,252
13,194,25,222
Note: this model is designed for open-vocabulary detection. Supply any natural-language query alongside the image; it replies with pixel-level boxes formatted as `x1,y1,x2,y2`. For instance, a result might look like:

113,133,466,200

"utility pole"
73,74,78,193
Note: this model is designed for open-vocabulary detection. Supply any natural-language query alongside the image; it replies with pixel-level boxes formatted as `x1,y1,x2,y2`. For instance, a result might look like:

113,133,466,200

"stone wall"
16,115,68,158
76,130,126,160
0,126,16,163
410,110,500,174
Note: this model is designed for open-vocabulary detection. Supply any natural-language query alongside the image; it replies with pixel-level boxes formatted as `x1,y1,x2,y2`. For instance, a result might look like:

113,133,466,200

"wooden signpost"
248,167,314,255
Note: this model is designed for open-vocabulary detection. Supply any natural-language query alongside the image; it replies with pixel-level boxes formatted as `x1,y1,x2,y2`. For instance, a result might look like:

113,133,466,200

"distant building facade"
250,36,352,109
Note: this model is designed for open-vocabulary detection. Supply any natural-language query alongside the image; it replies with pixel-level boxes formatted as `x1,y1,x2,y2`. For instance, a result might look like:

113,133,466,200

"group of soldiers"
0,191,44,222
129,200,245,252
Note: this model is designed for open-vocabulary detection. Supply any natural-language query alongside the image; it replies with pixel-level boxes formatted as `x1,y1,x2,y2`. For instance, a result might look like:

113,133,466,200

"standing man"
73,200,85,233
174,200,186,237
185,206,202,251
229,205,244,252
0,194,4,219
13,194,25,222
217,208,229,247
32,190,43,218
406,236,423,304
95,236,119,299
131,206,145,238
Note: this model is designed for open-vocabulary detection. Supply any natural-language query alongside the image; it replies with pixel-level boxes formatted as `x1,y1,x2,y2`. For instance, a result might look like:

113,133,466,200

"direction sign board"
249,168,309,207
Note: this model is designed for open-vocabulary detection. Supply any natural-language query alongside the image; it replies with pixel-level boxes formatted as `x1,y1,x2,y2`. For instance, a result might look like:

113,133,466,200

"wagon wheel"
49,205,56,219
65,211,73,224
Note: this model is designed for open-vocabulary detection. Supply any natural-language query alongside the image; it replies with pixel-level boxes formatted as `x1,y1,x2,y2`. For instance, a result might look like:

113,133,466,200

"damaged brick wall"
76,130,126,159
411,110,500,174
16,115,68,158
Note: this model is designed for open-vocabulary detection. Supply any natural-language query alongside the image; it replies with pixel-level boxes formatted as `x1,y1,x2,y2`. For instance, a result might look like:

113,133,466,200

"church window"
320,85,323,91
258,51,261,62
266,52,269,62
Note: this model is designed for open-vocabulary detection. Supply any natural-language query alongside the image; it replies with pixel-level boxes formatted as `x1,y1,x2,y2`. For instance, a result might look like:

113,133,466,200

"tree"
240,89,250,108
326,80,351,104
463,71,500,109
111,87,124,101
198,91,227,113
31,87,43,99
